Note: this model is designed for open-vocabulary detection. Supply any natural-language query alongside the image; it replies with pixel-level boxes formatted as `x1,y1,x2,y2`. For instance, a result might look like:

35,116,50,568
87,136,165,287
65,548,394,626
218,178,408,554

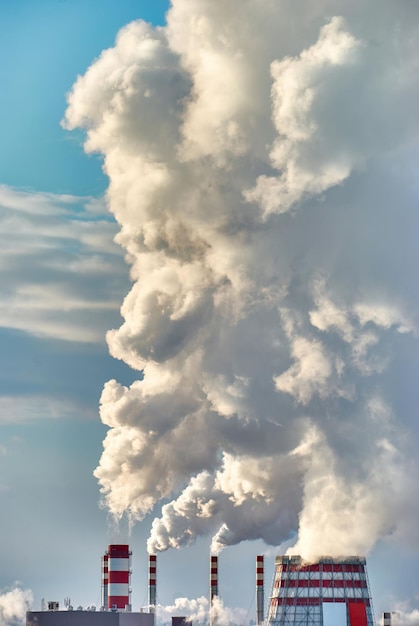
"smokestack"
107,544,131,611
148,553,157,621
256,555,264,626
267,556,374,626
101,553,109,609
210,555,218,602
382,614,392,626
210,555,218,626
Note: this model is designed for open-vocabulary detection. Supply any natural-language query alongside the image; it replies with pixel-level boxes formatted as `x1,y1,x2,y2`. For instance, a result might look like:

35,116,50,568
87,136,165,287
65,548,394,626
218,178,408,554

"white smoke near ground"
0,587,33,626
64,0,419,561
157,596,247,626
386,611,419,626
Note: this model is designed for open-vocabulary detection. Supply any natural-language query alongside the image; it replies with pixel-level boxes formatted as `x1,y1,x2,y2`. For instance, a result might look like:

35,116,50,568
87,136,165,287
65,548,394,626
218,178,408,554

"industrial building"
267,556,374,626
26,611,154,626
27,545,154,626
27,547,377,626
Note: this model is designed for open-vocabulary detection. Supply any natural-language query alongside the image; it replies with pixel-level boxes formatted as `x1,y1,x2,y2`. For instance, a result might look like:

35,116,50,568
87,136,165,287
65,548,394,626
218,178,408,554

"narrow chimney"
210,555,218,626
148,554,157,624
101,553,109,609
210,555,218,602
256,555,264,626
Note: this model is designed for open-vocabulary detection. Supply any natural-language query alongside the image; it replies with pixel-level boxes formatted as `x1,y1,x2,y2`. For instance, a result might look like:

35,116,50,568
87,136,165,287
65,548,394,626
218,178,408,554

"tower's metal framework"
267,556,374,626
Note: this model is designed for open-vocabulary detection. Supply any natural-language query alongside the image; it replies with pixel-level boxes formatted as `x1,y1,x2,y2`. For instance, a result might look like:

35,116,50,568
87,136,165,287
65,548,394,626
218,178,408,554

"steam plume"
64,0,419,560
0,587,33,626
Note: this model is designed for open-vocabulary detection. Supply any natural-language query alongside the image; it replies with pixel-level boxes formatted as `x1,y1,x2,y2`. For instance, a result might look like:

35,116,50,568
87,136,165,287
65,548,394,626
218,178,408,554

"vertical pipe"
256,555,264,626
101,553,109,609
148,553,157,624
210,555,218,626
210,555,218,601
107,544,130,610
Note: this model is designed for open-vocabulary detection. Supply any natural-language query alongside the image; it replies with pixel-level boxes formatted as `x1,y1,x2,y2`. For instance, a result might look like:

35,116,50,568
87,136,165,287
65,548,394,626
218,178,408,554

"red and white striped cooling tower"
107,544,131,610
268,556,374,626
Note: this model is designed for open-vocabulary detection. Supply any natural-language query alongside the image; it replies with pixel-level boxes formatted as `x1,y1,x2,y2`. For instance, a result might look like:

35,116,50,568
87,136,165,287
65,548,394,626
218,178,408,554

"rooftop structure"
26,611,153,626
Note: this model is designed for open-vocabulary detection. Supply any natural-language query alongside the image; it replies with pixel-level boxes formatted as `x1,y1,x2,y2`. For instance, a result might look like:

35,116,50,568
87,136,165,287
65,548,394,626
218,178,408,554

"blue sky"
1,1,419,623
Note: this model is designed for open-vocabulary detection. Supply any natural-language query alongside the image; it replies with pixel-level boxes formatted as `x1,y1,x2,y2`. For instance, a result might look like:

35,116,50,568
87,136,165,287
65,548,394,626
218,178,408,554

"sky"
1,1,419,625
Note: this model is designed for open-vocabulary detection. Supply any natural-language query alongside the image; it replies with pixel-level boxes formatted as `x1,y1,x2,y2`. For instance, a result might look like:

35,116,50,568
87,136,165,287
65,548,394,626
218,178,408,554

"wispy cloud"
0,185,128,343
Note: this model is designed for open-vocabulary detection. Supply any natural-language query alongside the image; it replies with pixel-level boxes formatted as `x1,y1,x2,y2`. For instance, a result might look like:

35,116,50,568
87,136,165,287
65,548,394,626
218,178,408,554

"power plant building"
267,556,374,626
26,612,154,626
26,547,378,626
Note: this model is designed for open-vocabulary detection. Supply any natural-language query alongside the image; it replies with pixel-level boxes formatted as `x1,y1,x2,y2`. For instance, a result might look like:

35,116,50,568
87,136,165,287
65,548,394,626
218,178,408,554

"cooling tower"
267,556,374,626
107,544,131,610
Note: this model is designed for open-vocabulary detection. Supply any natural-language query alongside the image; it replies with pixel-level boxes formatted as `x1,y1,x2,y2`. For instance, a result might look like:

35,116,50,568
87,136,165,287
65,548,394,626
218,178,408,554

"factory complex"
26,546,393,626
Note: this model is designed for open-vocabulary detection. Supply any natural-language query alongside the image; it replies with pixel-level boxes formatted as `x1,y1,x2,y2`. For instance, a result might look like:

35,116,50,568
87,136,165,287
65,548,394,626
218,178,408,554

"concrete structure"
26,611,154,626
256,555,264,626
267,556,374,626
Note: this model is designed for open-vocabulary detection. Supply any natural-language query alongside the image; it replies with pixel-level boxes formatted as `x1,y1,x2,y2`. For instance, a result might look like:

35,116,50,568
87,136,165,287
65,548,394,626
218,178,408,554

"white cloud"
0,185,127,343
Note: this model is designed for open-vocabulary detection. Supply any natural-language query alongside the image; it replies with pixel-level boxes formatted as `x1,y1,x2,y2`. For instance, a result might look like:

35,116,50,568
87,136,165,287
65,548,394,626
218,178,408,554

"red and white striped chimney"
148,554,157,616
210,555,218,602
107,544,131,610
256,555,264,626
101,553,109,609
210,555,219,626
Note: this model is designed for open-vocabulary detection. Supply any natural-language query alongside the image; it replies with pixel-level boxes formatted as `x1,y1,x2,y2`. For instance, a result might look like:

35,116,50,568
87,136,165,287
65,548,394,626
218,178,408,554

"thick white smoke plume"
64,0,419,560
0,587,33,626
157,596,246,626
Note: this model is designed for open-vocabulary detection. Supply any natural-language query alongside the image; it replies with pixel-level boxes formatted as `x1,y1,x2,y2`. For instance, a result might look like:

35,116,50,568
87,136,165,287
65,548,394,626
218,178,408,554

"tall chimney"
256,555,264,626
210,555,218,602
210,555,218,626
148,553,157,621
101,553,109,609
107,544,131,611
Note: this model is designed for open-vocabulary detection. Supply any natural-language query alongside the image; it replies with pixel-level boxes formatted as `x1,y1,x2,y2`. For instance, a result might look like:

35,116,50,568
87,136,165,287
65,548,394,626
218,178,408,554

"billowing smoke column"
64,0,419,562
